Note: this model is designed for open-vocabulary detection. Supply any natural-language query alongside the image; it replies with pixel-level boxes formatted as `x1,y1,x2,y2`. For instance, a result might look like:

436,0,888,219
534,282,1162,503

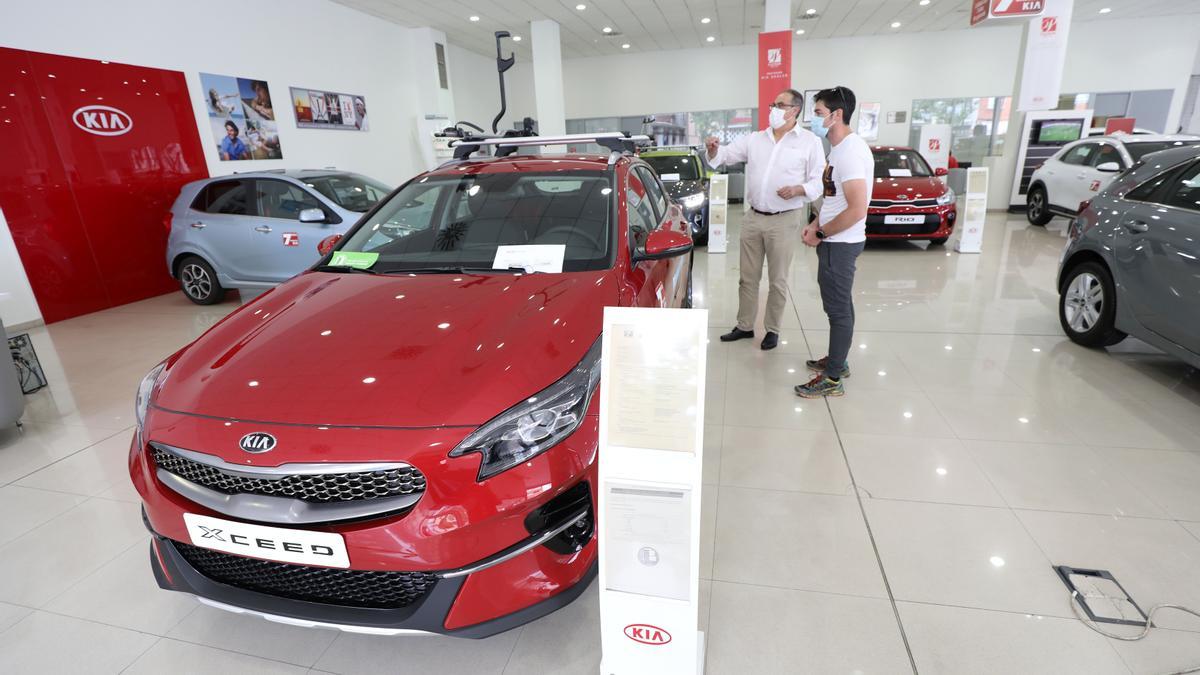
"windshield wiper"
381,266,497,275
312,264,379,275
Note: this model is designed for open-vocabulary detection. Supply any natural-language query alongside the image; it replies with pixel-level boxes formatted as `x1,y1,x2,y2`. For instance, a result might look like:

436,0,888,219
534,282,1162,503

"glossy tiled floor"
3,209,1200,674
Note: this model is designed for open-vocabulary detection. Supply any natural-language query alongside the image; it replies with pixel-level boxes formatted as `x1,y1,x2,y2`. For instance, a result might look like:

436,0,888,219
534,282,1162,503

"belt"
751,207,799,217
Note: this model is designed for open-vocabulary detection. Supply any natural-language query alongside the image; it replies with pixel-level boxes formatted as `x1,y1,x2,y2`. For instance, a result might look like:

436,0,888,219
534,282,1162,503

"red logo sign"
624,624,672,645
1089,180,1101,192
928,138,940,152
72,105,133,136
282,232,299,247
990,0,1044,18
1041,16,1057,34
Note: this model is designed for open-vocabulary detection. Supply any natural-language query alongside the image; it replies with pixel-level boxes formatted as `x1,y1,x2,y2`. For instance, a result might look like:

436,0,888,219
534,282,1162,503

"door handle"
1123,220,1149,233
189,222,206,229
254,225,272,233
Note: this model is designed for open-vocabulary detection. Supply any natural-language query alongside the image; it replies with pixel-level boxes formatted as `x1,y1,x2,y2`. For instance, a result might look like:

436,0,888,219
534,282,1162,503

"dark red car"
130,133,694,637
867,146,957,245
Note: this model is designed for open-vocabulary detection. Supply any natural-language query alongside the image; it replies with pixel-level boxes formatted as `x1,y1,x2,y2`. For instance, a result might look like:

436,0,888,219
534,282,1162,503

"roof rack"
641,144,700,151
449,132,650,160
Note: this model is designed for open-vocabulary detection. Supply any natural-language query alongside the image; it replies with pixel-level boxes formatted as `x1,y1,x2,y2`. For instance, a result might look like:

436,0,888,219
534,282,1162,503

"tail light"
1077,199,1092,214
163,212,173,233
317,233,342,256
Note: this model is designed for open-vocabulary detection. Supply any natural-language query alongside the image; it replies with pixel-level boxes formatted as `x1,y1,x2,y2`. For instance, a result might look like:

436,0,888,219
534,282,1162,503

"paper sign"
492,244,565,274
604,484,693,601
888,169,913,177
328,251,378,269
604,322,699,453
660,173,681,182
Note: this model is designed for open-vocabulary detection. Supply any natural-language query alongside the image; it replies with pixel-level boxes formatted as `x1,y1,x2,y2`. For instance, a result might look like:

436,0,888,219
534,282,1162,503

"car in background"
867,146,956,246
131,133,694,638
1057,144,1200,368
166,170,392,304
1026,134,1200,226
639,145,711,245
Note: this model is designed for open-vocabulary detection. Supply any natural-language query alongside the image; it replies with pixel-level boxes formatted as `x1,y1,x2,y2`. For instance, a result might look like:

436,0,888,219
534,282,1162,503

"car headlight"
937,189,955,206
135,361,168,436
681,192,706,209
450,338,601,481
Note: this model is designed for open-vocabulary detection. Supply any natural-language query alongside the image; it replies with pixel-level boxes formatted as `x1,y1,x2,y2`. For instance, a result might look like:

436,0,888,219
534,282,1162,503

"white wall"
447,44,538,134
0,208,40,329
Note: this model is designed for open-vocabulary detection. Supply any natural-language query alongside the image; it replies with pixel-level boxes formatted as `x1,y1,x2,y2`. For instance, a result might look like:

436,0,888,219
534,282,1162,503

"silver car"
1057,145,1200,368
166,170,391,304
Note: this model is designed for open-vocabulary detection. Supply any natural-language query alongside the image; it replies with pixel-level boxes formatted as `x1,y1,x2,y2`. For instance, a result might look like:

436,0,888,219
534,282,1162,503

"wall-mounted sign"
72,105,133,136
200,72,283,161
757,31,792,128
291,87,368,131
858,102,880,141
973,0,1045,25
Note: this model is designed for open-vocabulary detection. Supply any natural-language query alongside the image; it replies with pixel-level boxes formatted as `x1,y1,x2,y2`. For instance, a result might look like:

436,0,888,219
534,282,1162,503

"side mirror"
299,207,326,224
317,233,342,256
934,167,949,177
634,229,693,263
1096,161,1121,173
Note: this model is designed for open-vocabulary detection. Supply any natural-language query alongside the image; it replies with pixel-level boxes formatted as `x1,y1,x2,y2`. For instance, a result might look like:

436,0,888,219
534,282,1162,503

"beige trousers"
737,209,804,334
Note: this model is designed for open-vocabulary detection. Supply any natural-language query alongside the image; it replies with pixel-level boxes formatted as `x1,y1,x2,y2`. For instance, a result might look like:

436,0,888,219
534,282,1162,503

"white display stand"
598,307,706,675
706,175,729,254
919,123,952,172
955,167,989,254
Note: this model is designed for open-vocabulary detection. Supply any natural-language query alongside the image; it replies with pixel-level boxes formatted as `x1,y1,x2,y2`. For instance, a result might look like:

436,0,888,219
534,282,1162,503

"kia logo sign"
72,105,133,136
624,624,672,646
239,432,277,453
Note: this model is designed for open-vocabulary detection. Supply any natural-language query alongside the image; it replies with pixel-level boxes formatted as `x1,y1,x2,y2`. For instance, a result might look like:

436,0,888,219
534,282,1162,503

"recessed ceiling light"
576,3,586,9
1098,7,1111,13
469,15,479,21
805,8,817,15
706,35,715,42
919,0,930,5
795,29,805,34
602,26,612,33
512,35,522,41
701,17,711,24
891,21,902,28
621,43,630,49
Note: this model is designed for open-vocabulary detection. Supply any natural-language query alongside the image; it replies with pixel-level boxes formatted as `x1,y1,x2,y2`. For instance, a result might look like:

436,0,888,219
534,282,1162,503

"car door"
185,179,257,282
633,165,690,308
1112,160,1200,348
243,179,339,283
1049,142,1098,212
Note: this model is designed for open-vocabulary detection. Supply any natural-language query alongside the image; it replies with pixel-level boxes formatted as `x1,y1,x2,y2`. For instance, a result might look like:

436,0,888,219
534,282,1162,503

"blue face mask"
810,115,830,139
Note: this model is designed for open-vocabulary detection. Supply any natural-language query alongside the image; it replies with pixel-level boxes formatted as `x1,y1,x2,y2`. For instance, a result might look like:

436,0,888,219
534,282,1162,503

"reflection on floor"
2,209,1200,674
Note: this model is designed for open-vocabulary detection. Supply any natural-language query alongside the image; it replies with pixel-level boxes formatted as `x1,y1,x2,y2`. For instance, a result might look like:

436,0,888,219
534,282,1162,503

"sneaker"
804,356,851,379
795,373,845,398
760,332,779,351
720,327,755,342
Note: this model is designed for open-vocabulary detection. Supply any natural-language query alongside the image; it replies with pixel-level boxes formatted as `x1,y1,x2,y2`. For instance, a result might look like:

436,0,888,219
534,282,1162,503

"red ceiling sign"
970,0,990,25
991,0,1045,18
1041,16,1058,34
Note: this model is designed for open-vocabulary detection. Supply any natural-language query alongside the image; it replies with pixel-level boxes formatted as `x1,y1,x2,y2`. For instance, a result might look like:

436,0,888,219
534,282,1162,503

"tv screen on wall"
1037,120,1084,144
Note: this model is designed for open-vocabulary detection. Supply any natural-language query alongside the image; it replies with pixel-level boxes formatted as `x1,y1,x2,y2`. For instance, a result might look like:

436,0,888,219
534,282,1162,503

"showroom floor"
2,209,1200,674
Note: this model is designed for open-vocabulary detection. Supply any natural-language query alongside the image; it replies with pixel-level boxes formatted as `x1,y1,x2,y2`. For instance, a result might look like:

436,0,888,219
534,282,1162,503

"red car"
867,146,957,245
130,133,694,637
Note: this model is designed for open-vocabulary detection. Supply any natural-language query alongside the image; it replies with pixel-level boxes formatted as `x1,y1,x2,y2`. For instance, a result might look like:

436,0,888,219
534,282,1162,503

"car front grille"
865,214,943,235
173,541,438,609
871,198,939,208
151,446,426,504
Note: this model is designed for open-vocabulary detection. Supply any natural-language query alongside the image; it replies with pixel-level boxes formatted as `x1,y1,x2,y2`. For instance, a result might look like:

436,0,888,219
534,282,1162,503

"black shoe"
720,327,755,342
760,332,779,351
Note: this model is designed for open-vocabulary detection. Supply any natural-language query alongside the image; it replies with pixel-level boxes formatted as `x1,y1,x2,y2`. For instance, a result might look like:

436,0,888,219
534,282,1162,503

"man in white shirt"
795,86,874,399
705,88,825,351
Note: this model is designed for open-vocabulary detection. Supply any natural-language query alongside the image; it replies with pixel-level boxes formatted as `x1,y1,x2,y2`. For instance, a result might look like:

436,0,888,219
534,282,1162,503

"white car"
1026,134,1200,225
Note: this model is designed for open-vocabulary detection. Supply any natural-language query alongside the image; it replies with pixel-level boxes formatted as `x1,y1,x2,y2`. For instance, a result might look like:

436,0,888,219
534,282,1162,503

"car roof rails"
448,132,651,161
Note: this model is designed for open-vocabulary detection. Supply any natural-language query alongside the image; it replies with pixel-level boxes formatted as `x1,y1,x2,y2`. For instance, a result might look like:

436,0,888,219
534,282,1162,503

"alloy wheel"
1028,192,1044,220
181,263,213,301
1064,272,1103,334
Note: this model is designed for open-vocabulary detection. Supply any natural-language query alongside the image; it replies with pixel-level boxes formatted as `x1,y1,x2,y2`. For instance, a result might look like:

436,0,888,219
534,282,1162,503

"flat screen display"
1037,120,1084,144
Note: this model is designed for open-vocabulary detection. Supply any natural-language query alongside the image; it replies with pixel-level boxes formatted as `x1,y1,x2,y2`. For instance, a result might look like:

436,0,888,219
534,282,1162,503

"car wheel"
1026,186,1053,226
178,256,226,305
929,237,949,246
1059,261,1126,347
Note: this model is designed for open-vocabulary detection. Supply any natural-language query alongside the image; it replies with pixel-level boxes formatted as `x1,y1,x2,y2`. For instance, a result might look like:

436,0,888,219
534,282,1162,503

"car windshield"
303,173,392,212
332,170,613,273
643,155,701,181
1126,140,1200,162
873,150,933,178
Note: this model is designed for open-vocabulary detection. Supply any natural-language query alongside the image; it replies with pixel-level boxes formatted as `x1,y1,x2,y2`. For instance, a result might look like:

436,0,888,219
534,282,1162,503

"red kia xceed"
867,146,957,245
130,134,694,637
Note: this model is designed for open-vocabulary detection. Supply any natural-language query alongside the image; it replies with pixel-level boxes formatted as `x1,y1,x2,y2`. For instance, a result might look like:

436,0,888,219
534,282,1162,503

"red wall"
0,48,208,323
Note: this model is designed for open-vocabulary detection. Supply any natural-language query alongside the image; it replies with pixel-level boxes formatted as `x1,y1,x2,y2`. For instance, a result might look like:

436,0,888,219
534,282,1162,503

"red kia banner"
757,31,792,129
972,0,1044,25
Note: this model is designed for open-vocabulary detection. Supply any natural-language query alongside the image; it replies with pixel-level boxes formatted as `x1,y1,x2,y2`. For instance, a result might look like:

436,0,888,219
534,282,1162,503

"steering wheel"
537,225,604,252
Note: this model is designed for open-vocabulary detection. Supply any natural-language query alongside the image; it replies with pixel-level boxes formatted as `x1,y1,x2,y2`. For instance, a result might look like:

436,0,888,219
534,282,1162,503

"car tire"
929,237,949,246
178,256,226,305
1026,186,1053,226
1058,261,1126,348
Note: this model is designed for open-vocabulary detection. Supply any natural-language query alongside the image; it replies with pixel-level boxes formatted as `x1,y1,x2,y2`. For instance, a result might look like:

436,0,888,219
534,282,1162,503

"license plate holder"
184,513,350,568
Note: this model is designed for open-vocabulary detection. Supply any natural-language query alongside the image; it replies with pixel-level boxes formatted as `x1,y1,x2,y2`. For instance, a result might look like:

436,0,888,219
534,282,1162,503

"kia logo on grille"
895,194,910,200
624,624,671,646
72,105,133,136
239,432,277,453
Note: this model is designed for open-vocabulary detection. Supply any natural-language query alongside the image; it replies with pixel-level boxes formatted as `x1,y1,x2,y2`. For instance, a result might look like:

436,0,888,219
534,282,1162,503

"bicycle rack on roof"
448,132,651,161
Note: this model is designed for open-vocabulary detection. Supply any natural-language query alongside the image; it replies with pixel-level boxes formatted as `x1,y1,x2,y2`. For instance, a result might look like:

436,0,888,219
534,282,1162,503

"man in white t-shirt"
795,86,874,399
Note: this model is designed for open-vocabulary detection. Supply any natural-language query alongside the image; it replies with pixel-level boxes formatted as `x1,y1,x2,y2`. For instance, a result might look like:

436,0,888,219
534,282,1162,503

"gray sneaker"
795,374,846,398
805,356,851,379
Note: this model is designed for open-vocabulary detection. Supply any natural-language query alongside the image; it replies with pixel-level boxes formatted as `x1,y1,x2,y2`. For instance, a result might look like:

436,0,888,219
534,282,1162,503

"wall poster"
858,102,881,141
291,87,369,131
199,72,283,161
757,31,792,129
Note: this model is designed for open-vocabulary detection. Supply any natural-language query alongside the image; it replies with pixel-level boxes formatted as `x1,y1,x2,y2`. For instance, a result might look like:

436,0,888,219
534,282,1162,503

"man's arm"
706,133,750,168
819,179,868,236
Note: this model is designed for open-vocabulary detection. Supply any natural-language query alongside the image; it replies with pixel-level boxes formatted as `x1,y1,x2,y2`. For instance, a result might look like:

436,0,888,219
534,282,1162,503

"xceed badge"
72,105,133,136
239,432,277,453
624,624,672,645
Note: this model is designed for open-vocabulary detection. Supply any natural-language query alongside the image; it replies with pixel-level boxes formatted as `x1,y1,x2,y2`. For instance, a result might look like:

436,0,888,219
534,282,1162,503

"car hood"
154,270,618,428
872,175,947,201
662,179,707,201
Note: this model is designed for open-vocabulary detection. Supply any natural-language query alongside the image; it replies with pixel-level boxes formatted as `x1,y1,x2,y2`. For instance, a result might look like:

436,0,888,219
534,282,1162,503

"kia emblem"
624,624,672,646
72,105,133,136
239,432,277,453
896,194,909,201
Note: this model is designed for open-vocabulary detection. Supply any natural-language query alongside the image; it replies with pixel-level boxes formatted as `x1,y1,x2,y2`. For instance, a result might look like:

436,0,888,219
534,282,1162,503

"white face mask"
769,107,789,130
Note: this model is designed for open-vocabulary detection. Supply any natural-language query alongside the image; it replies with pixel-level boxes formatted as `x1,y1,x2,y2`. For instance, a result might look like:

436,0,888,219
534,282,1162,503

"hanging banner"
757,31,792,129
1016,0,1074,111
919,124,952,172
973,0,1045,26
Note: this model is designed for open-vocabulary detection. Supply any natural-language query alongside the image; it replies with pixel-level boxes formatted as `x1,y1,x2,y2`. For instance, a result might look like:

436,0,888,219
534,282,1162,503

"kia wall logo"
624,624,672,646
239,432,277,453
1041,16,1057,34
767,48,782,67
72,105,133,136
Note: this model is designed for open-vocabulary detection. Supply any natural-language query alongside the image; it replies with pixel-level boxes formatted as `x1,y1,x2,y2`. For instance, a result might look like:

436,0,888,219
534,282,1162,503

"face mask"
809,114,830,139
769,107,788,130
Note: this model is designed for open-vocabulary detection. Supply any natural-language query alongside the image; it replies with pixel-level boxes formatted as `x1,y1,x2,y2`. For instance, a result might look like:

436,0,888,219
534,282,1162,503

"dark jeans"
817,240,865,378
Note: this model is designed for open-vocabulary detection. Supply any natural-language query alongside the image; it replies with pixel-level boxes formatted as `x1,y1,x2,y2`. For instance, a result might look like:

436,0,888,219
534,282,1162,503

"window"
1089,144,1125,170
1162,162,1200,212
1125,171,1173,203
1060,144,1096,166
626,169,656,250
642,155,702,181
566,107,758,158
637,167,669,222
304,173,391,212
435,43,448,90
872,149,933,178
255,180,325,220
908,96,1012,166
1126,140,1200,163
196,180,249,215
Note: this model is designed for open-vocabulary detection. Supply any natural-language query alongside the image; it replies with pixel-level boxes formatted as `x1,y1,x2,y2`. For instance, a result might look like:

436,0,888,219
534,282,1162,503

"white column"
407,27,455,171
531,19,566,141
764,0,792,32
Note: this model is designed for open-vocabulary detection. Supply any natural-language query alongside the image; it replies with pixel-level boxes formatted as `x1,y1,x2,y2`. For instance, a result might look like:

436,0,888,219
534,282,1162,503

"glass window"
908,96,1012,166
637,167,669,222
1060,144,1096,166
872,149,933,178
254,180,324,220
1125,171,1173,203
1089,144,1125,169
199,180,250,215
303,173,391,212
337,171,613,272
626,169,656,250
566,108,758,160
1162,162,1200,212
1125,140,1200,163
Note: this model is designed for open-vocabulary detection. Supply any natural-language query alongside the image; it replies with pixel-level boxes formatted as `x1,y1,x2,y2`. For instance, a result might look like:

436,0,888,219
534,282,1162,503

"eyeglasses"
768,102,801,110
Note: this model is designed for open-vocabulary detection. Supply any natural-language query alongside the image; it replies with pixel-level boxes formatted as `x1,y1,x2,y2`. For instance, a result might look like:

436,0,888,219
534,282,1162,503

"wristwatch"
815,228,826,240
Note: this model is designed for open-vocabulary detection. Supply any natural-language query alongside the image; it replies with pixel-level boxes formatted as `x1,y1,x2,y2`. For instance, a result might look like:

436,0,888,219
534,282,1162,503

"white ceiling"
333,0,1200,60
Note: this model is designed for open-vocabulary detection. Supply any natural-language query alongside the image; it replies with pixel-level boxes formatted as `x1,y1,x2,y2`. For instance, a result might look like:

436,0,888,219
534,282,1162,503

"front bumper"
866,203,956,240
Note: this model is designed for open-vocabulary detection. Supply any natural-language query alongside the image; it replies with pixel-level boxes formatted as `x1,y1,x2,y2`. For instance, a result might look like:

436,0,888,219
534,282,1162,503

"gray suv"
166,170,391,304
1057,145,1200,368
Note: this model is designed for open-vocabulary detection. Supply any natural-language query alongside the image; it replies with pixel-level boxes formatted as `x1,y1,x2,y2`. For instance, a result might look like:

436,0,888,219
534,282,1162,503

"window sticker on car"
660,173,681,182
328,251,379,269
492,244,566,274
888,169,913,177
